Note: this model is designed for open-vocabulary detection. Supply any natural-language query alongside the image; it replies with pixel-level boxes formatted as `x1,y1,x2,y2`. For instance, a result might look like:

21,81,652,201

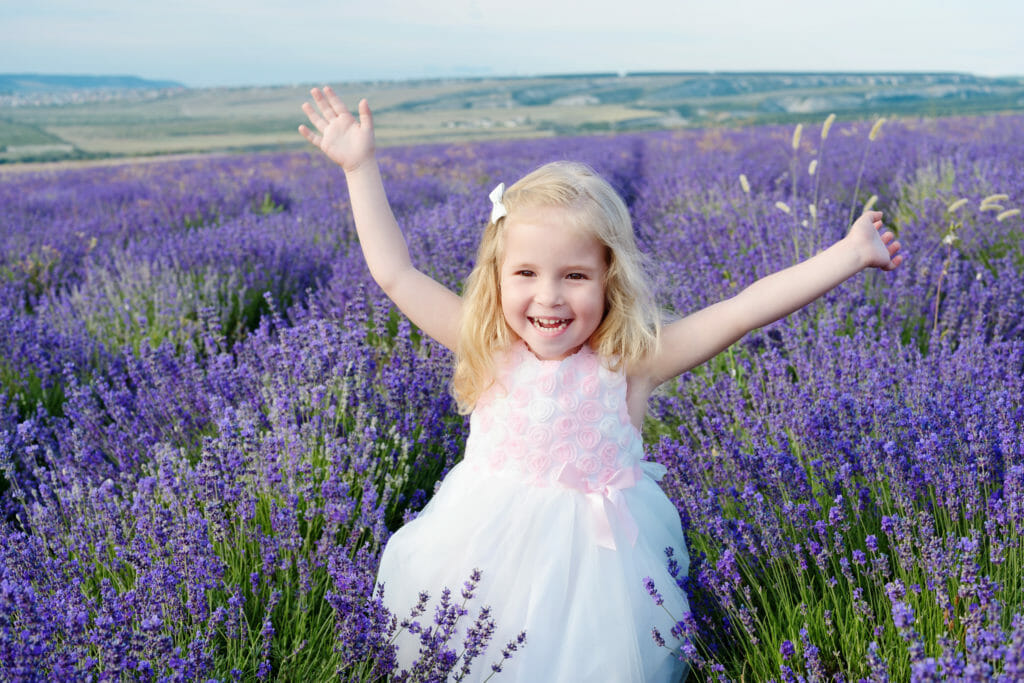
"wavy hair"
452,161,660,413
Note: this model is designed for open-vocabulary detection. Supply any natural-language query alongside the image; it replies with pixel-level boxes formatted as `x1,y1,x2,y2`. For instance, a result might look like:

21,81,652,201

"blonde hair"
452,161,661,413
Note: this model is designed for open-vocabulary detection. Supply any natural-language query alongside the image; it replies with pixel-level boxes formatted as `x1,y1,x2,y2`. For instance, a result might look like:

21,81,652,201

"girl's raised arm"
638,211,902,389
300,88,462,351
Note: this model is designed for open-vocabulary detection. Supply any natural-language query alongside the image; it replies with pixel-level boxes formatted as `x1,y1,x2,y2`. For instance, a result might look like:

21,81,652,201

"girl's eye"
566,272,586,280
516,270,535,277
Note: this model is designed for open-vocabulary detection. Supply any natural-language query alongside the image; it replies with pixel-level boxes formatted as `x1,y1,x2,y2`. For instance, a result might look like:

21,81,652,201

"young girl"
299,87,903,682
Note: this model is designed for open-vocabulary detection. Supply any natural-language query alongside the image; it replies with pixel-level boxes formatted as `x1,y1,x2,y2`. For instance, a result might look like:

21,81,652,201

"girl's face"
499,205,608,361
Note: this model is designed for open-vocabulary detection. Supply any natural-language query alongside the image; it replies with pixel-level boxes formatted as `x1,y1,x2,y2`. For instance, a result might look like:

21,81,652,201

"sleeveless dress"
376,342,690,682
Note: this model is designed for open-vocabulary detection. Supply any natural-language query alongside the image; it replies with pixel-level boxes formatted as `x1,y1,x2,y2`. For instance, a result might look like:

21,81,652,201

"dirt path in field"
0,152,233,176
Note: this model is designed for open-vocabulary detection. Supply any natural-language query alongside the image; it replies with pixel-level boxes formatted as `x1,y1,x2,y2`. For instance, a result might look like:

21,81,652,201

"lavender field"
2,113,1023,681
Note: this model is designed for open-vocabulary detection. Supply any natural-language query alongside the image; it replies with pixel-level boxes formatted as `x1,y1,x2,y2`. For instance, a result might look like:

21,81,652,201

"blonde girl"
300,87,902,682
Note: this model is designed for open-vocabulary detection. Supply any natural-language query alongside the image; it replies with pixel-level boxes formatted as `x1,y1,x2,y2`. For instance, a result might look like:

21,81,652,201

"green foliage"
209,492,343,681
959,226,1024,274
0,118,60,147
677,433,1020,682
2,244,62,302
65,255,298,356
0,361,66,420
255,191,287,215
893,161,956,227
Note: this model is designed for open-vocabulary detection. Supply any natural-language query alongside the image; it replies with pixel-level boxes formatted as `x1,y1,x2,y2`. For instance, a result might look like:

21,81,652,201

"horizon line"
3,68,1022,91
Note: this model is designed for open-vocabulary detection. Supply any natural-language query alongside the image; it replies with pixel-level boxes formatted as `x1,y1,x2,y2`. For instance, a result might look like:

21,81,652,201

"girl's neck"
517,338,591,363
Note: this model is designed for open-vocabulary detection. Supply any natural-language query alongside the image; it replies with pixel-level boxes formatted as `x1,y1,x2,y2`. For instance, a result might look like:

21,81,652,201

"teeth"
530,317,568,330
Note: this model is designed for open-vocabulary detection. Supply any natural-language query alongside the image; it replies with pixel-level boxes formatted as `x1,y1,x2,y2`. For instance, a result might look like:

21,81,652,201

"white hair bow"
489,182,507,223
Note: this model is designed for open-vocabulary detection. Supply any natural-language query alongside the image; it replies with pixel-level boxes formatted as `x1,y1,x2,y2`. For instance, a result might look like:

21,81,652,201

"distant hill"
2,71,1023,164
0,73,184,94
370,71,1024,120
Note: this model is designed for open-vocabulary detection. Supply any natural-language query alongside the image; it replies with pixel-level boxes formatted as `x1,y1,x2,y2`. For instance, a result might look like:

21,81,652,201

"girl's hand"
847,211,903,271
299,87,375,173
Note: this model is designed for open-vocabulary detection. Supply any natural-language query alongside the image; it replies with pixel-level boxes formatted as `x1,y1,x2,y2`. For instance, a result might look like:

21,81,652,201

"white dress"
376,342,690,682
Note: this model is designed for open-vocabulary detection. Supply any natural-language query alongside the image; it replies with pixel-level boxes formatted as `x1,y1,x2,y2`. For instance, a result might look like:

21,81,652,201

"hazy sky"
3,0,1023,87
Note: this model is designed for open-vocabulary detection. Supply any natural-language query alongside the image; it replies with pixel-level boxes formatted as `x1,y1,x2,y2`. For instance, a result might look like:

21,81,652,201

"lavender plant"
2,112,1023,680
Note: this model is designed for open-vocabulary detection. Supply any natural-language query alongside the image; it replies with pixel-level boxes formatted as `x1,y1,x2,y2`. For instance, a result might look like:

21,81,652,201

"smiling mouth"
529,316,571,331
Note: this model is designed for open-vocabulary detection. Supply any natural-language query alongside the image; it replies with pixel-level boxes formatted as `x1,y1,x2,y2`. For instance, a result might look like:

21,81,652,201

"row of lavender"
2,113,1022,680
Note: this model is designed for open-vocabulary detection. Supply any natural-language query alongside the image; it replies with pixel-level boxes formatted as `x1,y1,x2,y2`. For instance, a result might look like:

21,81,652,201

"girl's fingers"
297,124,319,145
357,99,374,131
883,240,902,270
314,86,354,127
310,87,336,117
301,102,329,132
865,210,884,231
324,87,350,119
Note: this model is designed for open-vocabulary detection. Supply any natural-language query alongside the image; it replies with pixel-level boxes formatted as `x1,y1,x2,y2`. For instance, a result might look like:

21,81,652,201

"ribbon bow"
557,462,647,550
489,182,507,223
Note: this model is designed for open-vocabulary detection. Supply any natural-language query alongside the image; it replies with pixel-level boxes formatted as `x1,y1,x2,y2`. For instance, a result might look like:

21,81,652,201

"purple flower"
652,627,667,649
892,601,916,632
644,577,665,606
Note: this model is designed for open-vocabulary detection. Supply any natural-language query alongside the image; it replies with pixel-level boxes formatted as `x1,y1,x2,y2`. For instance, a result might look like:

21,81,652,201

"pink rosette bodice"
465,342,664,549
466,343,641,482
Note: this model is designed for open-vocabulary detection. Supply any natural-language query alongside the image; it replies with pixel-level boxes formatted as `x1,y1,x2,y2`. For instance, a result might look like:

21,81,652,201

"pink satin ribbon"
556,462,643,550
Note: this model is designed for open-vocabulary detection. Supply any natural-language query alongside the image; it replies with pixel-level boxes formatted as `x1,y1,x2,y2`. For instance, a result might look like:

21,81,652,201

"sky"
2,0,1023,88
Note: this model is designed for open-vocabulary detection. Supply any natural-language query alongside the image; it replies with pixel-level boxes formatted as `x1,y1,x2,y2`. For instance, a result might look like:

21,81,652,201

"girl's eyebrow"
504,258,535,269
563,258,605,270
506,261,602,272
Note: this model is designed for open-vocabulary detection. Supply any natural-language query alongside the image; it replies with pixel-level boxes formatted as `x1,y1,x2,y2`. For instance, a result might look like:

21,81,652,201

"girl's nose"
535,278,564,306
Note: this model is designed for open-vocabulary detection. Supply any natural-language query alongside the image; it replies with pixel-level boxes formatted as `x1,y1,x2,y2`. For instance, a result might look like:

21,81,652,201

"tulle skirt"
376,460,690,682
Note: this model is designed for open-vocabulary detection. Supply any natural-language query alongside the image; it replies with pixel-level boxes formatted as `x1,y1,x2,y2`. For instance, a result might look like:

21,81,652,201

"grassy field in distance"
2,72,1023,165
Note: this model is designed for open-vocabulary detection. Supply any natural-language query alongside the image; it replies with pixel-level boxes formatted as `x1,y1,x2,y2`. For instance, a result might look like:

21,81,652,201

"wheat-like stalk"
934,195,965,329
821,113,836,140
869,118,886,141
996,208,1020,221
808,113,838,248
789,123,802,205
947,198,969,213
787,123,803,258
980,193,1009,209
848,116,887,225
